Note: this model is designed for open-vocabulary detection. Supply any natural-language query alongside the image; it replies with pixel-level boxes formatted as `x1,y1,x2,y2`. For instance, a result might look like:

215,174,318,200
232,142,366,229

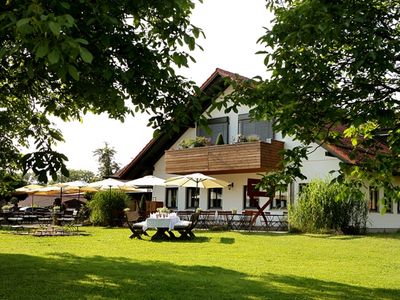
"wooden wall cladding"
165,140,284,175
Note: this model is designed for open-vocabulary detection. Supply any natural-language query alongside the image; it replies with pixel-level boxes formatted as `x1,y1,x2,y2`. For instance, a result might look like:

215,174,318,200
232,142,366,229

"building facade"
115,68,400,231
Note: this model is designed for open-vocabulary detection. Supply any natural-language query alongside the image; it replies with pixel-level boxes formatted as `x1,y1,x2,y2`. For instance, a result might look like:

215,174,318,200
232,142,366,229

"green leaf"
68,64,79,80
79,47,93,63
75,38,89,45
16,18,30,27
35,42,49,58
60,2,70,9
47,49,60,64
49,21,61,37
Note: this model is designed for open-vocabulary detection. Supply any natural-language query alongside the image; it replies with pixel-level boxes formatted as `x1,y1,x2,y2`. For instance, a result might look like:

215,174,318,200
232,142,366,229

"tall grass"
289,179,368,233
87,190,129,226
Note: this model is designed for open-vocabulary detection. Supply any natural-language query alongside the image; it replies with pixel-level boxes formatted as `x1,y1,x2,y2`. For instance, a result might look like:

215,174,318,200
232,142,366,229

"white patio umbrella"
87,178,128,190
14,184,44,208
14,184,44,194
33,185,82,206
164,173,230,189
164,173,230,208
56,180,89,201
125,175,165,187
85,178,138,196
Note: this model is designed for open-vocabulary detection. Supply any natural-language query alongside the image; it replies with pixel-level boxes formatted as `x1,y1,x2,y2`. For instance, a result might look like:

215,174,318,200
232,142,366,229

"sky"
54,0,271,173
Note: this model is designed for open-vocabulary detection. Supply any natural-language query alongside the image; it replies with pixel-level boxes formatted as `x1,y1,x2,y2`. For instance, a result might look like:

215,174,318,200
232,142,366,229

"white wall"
149,85,400,230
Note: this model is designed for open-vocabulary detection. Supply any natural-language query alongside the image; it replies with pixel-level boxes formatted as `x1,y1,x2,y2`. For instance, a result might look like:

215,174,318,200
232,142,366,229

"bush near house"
289,179,368,234
87,190,130,227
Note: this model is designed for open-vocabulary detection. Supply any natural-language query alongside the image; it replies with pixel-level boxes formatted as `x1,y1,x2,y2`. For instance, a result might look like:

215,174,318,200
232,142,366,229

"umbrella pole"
196,181,199,209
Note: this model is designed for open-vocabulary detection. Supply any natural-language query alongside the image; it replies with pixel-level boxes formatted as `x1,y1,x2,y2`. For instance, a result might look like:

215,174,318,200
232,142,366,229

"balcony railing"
165,140,284,175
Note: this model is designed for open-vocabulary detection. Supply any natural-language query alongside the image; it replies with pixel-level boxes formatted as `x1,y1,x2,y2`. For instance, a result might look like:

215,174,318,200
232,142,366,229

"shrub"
87,190,130,226
215,133,225,145
246,134,260,142
289,179,367,234
178,136,210,149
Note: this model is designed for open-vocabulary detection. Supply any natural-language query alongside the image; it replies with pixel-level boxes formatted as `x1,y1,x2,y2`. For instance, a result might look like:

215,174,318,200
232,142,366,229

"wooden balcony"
165,140,284,175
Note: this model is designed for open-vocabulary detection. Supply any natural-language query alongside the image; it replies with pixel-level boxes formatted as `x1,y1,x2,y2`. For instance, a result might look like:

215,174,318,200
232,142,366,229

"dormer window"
238,114,273,141
197,117,229,145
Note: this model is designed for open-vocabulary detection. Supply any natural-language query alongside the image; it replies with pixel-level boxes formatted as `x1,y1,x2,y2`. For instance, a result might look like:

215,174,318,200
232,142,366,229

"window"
369,187,379,212
197,117,229,145
383,190,393,213
385,198,393,213
165,188,178,209
238,113,273,141
208,188,222,209
186,187,199,209
269,190,288,209
243,185,258,209
275,190,288,209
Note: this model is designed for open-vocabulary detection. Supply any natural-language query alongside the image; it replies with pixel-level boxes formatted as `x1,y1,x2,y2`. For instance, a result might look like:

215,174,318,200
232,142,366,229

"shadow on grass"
304,234,366,241
236,231,291,237
219,237,235,244
0,253,398,300
148,236,212,243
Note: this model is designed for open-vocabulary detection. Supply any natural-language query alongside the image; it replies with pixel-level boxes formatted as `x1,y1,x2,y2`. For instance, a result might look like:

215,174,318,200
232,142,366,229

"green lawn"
0,227,399,299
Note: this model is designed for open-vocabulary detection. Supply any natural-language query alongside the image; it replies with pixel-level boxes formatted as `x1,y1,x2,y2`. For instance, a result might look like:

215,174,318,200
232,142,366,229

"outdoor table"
143,214,180,240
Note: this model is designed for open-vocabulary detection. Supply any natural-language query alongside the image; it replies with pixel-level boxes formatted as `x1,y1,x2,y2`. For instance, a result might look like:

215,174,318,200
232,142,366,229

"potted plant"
246,134,260,142
156,206,170,218
215,133,225,145
235,134,247,143
178,136,210,149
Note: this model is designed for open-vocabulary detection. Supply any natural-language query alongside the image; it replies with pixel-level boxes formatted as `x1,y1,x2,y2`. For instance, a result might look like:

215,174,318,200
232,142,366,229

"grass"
0,227,400,299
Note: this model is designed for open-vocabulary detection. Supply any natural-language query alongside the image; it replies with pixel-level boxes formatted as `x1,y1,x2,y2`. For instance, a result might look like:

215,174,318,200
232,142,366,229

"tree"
93,142,120,178
0,171,26,200
226,0,400,202
51,169,98,183
0,0,205,183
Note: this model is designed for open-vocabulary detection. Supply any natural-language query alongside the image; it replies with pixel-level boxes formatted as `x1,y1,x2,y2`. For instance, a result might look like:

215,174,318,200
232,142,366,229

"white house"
114,68,400,232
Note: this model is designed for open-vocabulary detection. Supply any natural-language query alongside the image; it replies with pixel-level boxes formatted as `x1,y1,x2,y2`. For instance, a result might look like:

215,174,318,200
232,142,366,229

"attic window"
197,117,229,144
238,114,273,141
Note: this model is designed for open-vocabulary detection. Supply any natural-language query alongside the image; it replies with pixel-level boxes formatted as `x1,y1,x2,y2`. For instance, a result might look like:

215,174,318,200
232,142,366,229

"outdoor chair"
38,213,52,224
125,210,148,239
58,209,78,225
61,210,84,232
239,210,256,230
174,211,200,240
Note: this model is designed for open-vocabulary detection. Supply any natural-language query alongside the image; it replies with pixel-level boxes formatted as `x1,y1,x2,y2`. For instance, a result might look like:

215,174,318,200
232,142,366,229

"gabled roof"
322,135,389,165
317,124,389,164
113,68,247,179
113,68,389,180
